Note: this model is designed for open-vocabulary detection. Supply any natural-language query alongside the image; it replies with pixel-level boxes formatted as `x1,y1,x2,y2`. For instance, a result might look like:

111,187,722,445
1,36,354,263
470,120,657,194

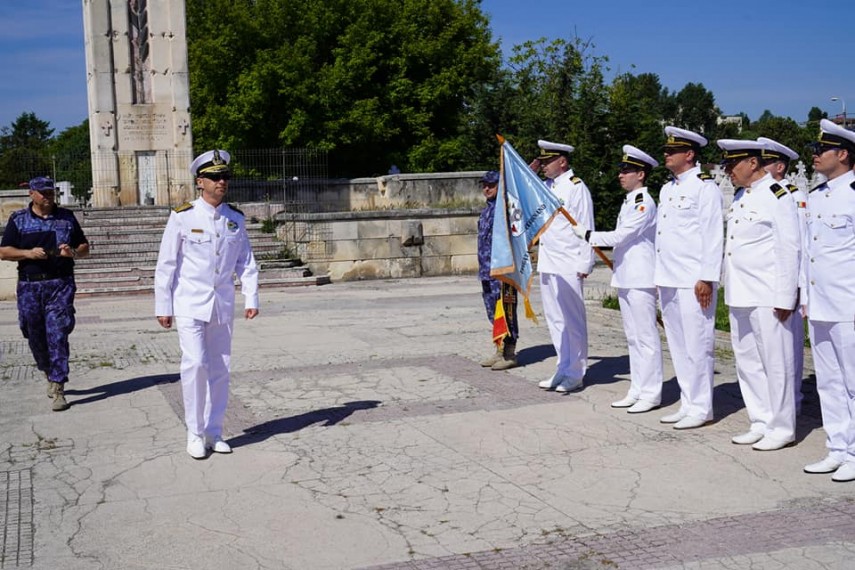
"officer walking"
0,177,90,412
717,139,800,451
801,120,855,481
531,140,596,393
571,145,663,413
758,136,807,415
655,127,724,429
155,150,259,459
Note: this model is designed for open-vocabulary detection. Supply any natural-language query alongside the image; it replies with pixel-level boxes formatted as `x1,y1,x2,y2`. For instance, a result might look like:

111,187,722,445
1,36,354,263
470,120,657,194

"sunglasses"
808,143,839,156
200,172,231,181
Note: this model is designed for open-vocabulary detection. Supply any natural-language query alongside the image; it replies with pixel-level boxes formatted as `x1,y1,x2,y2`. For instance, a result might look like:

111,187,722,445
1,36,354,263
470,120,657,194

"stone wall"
275,209,480,281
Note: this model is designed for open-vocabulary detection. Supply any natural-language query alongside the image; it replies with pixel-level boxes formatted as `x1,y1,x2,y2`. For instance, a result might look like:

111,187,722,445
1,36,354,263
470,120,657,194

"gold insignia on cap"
212,150,224,165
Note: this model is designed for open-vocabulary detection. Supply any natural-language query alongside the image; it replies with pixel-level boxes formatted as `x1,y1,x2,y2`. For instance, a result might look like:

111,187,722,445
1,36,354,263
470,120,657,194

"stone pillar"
82,0,195,207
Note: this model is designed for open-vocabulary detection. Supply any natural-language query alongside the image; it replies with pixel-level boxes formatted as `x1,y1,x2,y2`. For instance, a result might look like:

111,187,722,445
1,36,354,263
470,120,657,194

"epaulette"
851,181,855,191
809,183,825,193
770,183,789,199
571,176,582,184
697,172,713,181
786,184,799,194
226,203,244,216
634,193,644,204
173,202,193,213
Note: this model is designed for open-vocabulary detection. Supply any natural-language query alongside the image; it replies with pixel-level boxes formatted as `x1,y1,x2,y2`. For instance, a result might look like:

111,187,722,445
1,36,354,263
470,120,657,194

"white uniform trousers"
792,313,805,413
659,286,716,420
175,316,233,439
809,321,855,463
540,272,587,380
729,307,796,442
618,288,663,404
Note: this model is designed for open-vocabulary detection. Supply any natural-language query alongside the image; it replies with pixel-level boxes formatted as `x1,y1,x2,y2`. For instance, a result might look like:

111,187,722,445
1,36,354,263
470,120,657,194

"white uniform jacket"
654,166,724,288
723,174,800,309
155,197,259,322
588,188,656,289
802,170,855,322
537,169,596,275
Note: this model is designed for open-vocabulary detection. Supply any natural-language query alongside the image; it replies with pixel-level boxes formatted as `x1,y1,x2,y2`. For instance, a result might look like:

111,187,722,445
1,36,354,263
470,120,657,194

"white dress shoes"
206,435,232,454
555,377,584,393
187,434,206,459
538,374,563,390
831,461,855,482
673,416,710,430
731,431,764,445
752,436,794,451
627,400,659,414
803,456,843,474
659,411,686,424
611,395,638,408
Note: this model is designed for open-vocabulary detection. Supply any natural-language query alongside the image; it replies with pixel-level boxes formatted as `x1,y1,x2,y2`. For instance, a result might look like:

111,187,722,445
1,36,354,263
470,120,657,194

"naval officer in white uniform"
572,145,663,413
718,139,800,451
758,136,808,415
532,140,596,393
801,120,855,482
655,127,724,430
155,150,260,459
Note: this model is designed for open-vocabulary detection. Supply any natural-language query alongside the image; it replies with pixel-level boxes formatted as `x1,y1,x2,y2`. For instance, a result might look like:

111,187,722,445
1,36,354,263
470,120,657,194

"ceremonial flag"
492,297,509,345
489,137,563,320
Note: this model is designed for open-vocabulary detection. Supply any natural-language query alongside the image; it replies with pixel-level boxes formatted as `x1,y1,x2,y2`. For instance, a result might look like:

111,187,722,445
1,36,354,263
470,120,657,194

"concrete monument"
82,0,195,207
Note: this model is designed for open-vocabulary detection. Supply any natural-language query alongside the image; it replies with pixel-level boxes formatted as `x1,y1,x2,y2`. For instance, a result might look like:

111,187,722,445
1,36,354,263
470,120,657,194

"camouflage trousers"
481,279,518,341
17,277,76,384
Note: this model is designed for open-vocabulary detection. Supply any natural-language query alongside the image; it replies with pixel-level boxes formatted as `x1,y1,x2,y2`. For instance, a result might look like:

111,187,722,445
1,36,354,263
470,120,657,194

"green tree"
187,0,499,176
0,112,54,188
49,120,93,204
807,106,827,122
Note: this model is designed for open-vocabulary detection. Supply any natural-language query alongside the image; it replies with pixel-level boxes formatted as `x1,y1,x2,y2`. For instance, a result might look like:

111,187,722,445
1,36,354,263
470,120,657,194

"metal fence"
1,148,329,212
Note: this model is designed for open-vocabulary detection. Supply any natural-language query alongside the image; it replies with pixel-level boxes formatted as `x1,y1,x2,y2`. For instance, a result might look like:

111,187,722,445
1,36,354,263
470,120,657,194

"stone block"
450,254,478,275
331,221,359,241
422,234,476,257
421,256,452,276
422,217,477,236
357,219,399,240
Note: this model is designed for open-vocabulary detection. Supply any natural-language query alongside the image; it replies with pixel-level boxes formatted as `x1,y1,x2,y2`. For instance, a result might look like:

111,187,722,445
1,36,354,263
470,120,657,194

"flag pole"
557,208,613,270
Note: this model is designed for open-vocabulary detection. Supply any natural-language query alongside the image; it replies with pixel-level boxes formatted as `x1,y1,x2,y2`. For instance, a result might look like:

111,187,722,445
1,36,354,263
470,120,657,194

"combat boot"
491,340,518,370
480,343,503,367
47,379,56,398
51,382,69,412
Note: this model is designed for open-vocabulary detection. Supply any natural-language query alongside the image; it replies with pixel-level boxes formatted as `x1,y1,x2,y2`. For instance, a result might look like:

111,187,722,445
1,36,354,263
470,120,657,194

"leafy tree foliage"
49,120,93,204
186,0,499,176
0,112,54,188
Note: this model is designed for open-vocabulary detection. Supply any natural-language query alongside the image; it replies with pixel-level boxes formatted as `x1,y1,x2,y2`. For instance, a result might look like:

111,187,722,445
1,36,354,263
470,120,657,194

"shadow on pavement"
515,343,555,366
65,373,179,406
228,400,382,448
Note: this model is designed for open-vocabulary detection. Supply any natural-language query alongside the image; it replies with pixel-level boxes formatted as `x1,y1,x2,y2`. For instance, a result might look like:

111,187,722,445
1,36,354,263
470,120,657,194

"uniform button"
656,249,660,253
810,280,815,284
811,258,815,262
727,252,731,256
813,236,818,240
817,214,822,218
657,231,661,235
216,233,220,237
735,220,739,224
730,236,734,240
740,204,744,208
663,214,667,218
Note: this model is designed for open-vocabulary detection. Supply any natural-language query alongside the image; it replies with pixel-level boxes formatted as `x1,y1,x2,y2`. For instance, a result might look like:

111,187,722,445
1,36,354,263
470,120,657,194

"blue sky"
1,0,853,135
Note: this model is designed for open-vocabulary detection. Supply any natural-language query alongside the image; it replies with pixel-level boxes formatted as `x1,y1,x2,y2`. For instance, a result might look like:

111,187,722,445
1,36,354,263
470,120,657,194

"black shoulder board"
810,183,824,193
634,193,644,204
571,176,582,184
851,181,855,191
697,172,713,181
173,202,193,213
226,203,244,215
770,183,788,199
786,184,799,193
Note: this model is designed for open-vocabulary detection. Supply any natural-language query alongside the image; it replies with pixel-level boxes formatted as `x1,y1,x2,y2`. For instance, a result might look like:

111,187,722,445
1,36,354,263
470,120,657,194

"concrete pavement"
0,272,853,569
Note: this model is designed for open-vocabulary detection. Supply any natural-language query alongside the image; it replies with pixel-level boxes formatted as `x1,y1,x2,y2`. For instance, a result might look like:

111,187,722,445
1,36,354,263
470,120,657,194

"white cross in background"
101,122,113,136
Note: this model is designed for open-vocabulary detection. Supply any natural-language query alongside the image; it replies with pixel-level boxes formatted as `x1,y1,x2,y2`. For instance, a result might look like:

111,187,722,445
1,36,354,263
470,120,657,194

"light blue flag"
490,138,564,304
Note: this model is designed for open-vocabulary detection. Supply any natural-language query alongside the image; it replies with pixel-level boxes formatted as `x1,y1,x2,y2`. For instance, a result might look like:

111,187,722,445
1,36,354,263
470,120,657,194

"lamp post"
831,96,847,128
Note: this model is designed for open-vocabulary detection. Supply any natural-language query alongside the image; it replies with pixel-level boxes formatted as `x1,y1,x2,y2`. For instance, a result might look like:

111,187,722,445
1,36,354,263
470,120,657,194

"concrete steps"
73,206,328,297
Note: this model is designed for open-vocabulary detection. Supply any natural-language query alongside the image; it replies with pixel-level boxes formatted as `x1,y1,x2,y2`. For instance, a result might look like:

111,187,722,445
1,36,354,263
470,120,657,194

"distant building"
717,115,744,133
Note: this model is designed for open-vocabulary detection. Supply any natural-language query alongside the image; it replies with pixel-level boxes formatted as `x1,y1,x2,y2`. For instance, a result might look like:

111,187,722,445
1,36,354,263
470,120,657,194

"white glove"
571,223,588,240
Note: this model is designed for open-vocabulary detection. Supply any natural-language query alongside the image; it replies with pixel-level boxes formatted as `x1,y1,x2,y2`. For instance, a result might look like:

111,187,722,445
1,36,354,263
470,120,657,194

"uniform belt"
18,272,71,282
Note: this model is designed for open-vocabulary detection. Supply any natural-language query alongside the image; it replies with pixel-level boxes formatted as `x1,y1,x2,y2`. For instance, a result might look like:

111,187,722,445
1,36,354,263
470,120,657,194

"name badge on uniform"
191,228,204,233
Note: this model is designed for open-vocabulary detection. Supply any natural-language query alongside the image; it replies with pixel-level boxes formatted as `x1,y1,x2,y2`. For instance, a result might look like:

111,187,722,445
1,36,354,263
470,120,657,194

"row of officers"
520,119,855,483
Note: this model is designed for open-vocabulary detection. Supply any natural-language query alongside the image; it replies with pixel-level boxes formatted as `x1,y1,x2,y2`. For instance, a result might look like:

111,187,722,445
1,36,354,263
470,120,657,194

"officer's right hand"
528,158,541,172
29,247,47,260
157,316,173,329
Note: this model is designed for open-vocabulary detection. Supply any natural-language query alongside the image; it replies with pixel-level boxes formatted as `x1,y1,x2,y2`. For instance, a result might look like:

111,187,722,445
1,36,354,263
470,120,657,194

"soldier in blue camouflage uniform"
477,170,519,370
0,177,89,411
